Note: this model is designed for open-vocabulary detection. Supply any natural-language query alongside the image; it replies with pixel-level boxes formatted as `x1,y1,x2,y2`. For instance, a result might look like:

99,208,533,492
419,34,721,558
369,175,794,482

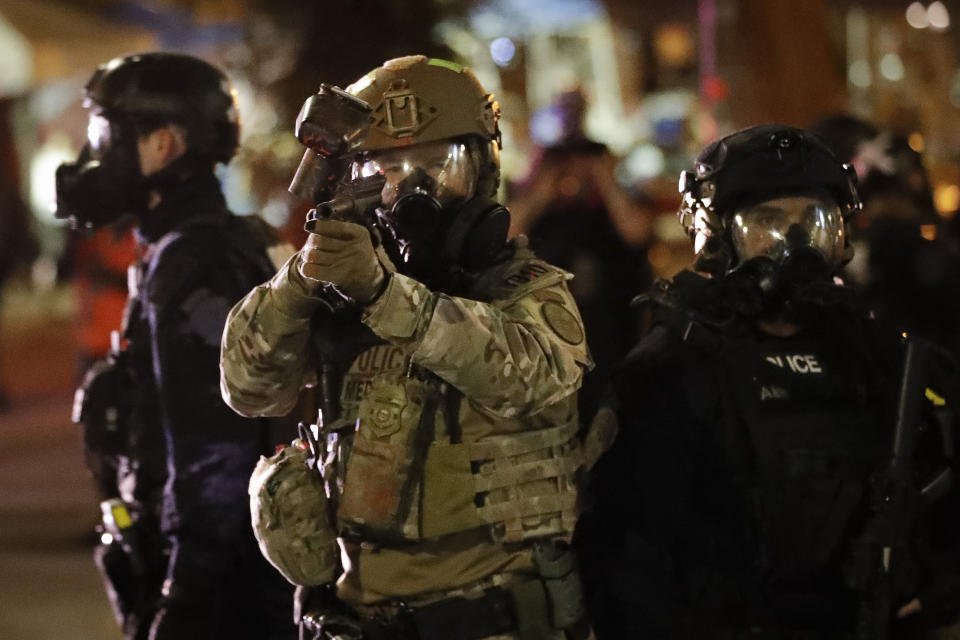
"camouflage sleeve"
220,255,320,417
362,271,592,418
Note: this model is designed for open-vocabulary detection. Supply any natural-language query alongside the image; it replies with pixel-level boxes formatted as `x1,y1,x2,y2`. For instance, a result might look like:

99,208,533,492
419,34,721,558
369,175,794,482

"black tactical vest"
657,301,896,627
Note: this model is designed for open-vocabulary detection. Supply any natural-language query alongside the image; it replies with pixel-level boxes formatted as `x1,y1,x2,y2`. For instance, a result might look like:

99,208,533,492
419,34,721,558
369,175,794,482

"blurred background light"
28,132,73,223
928,1,950,30
696,111,720,143
654,24,695,68
528,105,566,146
906,2,930,29
849,60,872,87
490,36,516,67
908,132,925,152
933,182,960,216
879,53,904,82
0,12,32,95
469,0,603,38
259,193,293,228
950,70,960,107
621,143,666,184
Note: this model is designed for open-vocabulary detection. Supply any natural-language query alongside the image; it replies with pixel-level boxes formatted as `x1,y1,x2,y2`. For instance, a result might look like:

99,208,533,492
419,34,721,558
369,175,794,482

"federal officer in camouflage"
221,56,594,640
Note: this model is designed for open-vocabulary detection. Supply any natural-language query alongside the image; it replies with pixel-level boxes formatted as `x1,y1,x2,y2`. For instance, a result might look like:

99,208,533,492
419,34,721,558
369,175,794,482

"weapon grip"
305,208,321,233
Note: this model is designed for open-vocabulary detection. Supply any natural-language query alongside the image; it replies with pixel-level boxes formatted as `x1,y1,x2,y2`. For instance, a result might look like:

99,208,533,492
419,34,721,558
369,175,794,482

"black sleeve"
576,326,721,639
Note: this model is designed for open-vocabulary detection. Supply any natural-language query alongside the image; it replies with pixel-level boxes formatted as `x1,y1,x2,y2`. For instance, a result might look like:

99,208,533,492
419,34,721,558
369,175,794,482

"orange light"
908,132,924,153
654,25,696,67
933,183,960,216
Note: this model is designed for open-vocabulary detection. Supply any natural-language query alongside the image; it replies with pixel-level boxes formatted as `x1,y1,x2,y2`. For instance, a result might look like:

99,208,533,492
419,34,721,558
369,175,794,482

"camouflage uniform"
222,235,591,620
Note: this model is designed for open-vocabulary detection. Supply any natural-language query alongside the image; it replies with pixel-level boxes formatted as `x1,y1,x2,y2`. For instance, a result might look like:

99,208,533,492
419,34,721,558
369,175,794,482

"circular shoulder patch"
541,301,584,345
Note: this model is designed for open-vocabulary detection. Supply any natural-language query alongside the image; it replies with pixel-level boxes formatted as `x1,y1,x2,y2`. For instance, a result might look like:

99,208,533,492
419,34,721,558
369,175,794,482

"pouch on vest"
337,376,434,539
249,445,339,586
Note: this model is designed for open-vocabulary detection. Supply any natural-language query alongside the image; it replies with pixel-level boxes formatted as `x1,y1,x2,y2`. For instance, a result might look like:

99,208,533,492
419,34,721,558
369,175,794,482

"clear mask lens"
351,140,479,209
731,195,845,265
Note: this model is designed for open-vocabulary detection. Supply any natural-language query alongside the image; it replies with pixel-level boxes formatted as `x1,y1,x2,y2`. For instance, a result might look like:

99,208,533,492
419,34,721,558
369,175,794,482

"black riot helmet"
678,124,861,276
55,53,240,230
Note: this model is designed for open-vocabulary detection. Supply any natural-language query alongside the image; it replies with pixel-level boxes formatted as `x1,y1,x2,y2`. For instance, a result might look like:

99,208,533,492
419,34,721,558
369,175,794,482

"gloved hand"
296,584,364,640
298,219,386,304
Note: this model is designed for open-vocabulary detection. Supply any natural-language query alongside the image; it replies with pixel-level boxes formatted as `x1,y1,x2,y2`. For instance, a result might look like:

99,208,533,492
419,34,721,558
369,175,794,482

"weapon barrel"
892,339,929,470
304,175,386,232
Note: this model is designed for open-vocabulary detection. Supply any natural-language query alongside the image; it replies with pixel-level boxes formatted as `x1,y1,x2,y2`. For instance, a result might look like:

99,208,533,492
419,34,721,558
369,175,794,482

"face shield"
350,139,481,209
342,138,486,284
730,194,845,268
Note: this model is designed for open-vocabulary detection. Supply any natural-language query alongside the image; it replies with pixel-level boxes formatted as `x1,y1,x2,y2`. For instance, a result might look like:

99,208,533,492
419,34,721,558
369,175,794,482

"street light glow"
906,2,929,29
849,60,872,87
490,36,516,67
879,53,905,82
928,1,950,30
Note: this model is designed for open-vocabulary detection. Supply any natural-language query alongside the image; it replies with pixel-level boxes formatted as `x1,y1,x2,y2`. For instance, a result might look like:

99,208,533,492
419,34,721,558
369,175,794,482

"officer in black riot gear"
574,124,960,639
58,53,296,639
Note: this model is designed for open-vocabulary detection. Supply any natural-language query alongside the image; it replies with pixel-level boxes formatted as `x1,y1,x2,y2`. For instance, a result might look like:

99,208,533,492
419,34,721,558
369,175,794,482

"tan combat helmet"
345,55,501,153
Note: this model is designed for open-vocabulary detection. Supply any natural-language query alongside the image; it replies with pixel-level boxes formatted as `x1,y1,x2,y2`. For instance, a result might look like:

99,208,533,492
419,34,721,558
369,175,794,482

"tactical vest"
660,306,893,589
315,250,583,545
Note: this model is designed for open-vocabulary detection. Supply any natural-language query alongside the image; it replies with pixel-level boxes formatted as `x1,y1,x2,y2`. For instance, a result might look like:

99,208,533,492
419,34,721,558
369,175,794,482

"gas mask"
348,138,509,286
289,68,509,289
55,113,147,230
727,193,845,316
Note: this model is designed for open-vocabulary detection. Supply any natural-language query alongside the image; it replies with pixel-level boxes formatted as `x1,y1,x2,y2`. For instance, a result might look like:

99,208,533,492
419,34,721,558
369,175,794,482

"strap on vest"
466,421,580,461
473,455,582,493
443,390,463,444
477,493,579,539
392,378,443,531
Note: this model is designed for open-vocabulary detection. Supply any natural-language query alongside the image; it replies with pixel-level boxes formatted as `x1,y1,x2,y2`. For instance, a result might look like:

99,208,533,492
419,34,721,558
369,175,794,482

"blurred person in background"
0,98,39,410
56,52,297,640
59,224,138,376
222,55,593,640
509,88,653,430
576,125,960,639
810,115,960,357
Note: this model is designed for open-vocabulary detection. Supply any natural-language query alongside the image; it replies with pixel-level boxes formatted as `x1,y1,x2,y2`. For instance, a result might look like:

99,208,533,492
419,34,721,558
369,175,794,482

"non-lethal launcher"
304,173,386,232
856,337,955,639
287,82,386,231
289,83,372,206
287,84,386,433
